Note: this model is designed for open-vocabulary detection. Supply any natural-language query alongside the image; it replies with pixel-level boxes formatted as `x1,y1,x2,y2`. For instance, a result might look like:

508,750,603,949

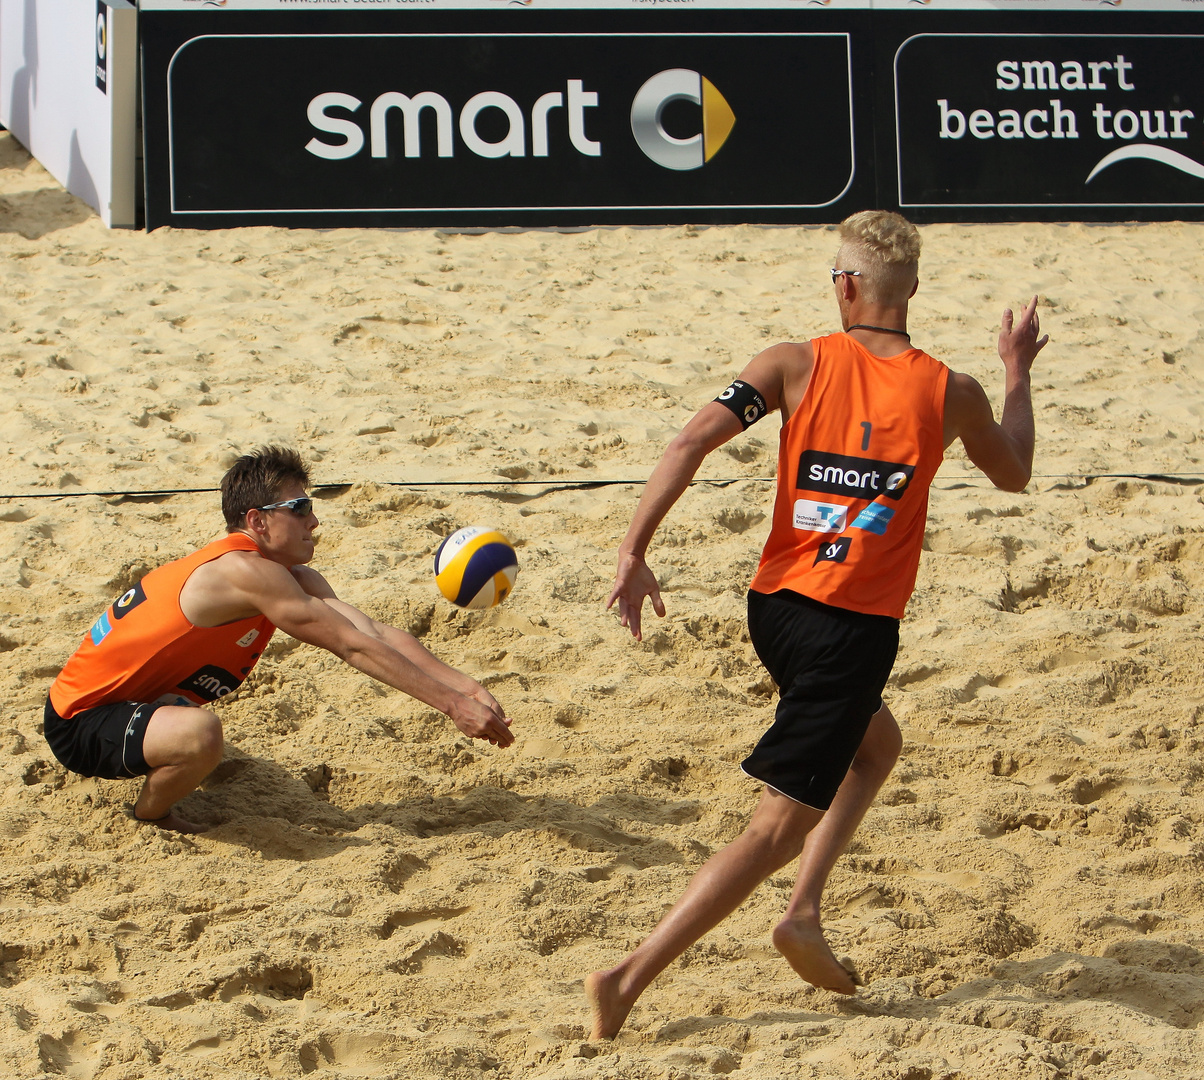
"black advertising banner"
140,8,875,229
893,31,1204,213
139,4,1204,228
95,1,108,94
164,32,854,221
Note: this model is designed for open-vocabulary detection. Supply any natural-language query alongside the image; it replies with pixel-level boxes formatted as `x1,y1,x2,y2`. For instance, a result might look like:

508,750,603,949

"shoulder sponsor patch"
235,629,259,648
111,580,148,620
851,503,896,536
793,499,848,533
89,611,113,646
798,449,915,502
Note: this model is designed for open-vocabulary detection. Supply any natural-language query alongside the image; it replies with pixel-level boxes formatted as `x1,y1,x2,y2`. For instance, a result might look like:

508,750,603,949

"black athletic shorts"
742,589,899,812
43,696,155,780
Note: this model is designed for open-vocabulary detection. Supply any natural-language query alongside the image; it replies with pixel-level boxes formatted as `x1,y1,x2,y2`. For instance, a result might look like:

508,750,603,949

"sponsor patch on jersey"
793,499,848,533
798,450,916,502
89,611,113,646
813,537,852,565
235,629,259,648
851,503,896,536
111,580,148,620
178,665,243,702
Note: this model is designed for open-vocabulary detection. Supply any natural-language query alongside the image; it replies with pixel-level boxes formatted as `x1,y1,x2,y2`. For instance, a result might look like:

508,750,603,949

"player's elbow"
667,423,723,465
990,464,1031,492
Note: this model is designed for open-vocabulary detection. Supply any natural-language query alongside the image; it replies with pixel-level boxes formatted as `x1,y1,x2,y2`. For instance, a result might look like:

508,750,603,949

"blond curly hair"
835,211,921,305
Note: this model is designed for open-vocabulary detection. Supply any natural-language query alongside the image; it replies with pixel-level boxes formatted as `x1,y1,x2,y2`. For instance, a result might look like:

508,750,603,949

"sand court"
2,131,1204,1078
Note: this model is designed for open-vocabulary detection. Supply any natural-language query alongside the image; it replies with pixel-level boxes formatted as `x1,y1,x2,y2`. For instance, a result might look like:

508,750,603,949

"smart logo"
95,0,108,93
158,31,858,226
180,665,244,703
111,581,148,620
630,69,737,171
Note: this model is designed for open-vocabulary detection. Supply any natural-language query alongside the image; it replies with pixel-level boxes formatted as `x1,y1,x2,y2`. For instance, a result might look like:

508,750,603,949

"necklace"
847,323,910,340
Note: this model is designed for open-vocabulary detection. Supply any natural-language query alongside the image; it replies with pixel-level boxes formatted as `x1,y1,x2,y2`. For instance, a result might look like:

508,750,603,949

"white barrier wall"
0,0,137,228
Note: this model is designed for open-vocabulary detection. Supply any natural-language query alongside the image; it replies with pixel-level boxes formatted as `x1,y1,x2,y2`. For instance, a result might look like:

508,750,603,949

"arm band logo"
715,380,767,429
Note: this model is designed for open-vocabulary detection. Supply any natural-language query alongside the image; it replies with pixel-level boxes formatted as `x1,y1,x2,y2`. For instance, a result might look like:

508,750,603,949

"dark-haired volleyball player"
44,446,513,833
588,210,1047,1038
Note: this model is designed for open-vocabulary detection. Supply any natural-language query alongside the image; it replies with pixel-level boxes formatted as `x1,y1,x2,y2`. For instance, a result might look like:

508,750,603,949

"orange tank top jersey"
49,534,276,718
750,333,948,619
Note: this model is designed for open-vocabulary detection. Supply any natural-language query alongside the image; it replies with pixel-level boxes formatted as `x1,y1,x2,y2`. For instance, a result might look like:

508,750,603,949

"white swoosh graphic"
1086,144,1204,184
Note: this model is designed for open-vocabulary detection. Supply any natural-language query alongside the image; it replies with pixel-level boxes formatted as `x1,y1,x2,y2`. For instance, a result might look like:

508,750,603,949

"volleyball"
433,527,519,609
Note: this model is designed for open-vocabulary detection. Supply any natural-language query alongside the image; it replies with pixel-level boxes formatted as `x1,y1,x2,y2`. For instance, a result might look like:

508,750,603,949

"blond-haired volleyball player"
588,210,1047,1038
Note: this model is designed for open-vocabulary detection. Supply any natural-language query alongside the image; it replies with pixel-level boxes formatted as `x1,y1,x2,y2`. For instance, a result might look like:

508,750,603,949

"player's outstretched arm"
946,296,1048,492
609,343,798,640
244,562,513,747
608,402,744,640
316,590,509,736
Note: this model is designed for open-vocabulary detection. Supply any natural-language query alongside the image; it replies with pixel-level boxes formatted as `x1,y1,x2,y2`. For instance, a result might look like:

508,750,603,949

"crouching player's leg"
43,697,223,835
134,706,224,832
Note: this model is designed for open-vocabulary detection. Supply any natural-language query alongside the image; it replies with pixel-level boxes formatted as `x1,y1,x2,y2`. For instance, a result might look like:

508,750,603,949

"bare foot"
585,968,633,1040
133,808,208,834
772,917,860,994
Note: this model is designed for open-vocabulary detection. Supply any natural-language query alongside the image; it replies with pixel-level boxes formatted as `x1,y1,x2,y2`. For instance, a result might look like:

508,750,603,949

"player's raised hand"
998,295,1049,372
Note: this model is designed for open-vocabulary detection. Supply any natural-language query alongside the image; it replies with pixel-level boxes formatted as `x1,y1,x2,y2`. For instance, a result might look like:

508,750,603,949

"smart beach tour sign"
894,31,1204,211
136,0,1204,228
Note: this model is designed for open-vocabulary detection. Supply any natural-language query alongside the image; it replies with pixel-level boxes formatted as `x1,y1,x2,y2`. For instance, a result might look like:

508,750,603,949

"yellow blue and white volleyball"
434,526,519,609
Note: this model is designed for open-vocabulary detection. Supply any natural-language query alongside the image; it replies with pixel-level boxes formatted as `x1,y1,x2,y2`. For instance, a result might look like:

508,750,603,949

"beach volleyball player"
43,446,513,834
588,211,1047,1038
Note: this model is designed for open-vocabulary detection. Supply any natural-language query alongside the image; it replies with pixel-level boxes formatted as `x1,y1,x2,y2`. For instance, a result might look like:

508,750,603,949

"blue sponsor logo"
851,503,895,536
89,611,113,646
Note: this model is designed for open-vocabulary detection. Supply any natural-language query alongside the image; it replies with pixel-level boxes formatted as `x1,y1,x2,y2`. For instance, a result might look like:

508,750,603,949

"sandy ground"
2,130,1204,1080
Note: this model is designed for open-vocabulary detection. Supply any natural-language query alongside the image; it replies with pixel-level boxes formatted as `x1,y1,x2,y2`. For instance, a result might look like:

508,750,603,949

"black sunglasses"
257,497,313,517
830,268,862,282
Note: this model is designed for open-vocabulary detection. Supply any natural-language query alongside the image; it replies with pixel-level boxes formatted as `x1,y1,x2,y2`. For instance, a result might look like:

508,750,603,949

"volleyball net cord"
0,470,1200,503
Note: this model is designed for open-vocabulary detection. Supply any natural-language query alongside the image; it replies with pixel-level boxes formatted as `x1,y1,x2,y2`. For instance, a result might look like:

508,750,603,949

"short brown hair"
220,446,310,531
836,210,922,305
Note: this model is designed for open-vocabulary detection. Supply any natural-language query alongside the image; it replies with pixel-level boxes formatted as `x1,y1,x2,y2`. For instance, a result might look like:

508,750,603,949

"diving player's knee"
187,710,224,766
149,706,224,767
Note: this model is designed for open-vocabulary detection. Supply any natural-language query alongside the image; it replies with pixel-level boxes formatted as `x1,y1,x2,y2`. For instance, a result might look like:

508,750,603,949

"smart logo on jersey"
798,450,916,502
630,69,737,171
180,665,243,702
111,581,148,620
793,499,848,533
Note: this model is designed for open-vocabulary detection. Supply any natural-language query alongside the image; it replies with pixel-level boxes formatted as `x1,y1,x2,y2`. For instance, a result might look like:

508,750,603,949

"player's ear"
909,276,919,299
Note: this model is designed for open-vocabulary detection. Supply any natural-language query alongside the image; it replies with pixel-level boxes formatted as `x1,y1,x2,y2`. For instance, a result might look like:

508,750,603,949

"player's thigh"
854,703,902,770
142,706,223,767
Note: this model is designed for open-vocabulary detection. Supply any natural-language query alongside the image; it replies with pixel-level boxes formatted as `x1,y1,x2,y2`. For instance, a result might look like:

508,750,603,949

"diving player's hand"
448,692,514,748
607,551,666,642
470,685,506,722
